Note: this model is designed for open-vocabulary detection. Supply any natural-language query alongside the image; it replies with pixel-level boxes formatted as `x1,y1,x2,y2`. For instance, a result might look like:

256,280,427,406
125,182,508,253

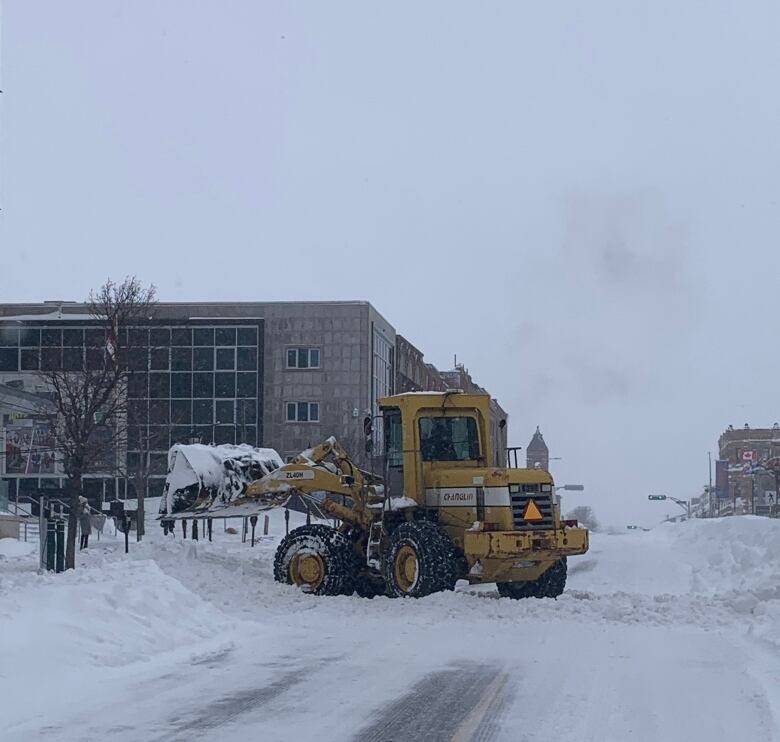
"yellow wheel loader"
233,390,589,599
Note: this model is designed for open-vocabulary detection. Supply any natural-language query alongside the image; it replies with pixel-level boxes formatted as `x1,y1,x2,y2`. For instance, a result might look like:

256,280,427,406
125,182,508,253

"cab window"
419,416,480,461
384,409,403,468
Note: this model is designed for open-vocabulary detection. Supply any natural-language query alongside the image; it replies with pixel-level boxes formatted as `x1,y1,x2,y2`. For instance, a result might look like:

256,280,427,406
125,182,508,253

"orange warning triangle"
522,498,543,521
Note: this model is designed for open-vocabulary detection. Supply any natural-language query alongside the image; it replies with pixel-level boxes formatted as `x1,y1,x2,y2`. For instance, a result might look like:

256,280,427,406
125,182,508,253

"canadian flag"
106,317,118,365
742,450,756,461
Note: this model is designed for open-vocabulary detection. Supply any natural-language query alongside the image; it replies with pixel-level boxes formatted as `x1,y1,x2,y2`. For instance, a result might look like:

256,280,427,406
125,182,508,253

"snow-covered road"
2,514,779,742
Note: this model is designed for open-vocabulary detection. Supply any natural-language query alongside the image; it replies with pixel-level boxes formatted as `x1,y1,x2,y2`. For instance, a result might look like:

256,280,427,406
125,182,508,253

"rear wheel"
497,557,567,600
384,521,457,598
274,524,355,596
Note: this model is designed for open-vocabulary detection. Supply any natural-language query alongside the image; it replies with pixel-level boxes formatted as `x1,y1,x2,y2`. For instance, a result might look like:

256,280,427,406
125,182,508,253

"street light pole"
555,484,584,511
648,494,690,519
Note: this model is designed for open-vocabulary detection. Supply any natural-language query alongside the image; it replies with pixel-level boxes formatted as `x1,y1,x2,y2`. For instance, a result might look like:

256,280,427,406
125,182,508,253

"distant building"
395,335,446,393
439,363,508,467
717,423,780,514
526,426,549,470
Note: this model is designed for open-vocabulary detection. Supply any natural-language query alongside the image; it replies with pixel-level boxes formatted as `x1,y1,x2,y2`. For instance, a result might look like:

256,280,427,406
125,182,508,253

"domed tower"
526,426,549,470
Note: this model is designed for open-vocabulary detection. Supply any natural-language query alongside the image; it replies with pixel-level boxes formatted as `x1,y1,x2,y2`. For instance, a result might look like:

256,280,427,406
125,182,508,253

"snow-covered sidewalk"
1,515,779,741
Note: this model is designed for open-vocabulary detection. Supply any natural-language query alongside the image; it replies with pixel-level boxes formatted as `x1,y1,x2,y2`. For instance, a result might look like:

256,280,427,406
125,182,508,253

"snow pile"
0,538,36,558
160,443,283,516
0,558,236,734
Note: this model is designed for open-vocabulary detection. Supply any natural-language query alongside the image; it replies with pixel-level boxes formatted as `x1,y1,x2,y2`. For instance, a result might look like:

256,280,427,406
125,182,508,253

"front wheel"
383,521,457,598
273,524,355,596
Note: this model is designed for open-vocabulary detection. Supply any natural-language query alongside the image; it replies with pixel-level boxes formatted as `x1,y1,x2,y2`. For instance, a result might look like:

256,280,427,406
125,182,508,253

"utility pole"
708,451,713,518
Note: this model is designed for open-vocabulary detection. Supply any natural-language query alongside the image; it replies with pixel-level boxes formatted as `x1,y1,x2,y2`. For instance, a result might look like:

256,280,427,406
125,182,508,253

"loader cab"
378,391,493,502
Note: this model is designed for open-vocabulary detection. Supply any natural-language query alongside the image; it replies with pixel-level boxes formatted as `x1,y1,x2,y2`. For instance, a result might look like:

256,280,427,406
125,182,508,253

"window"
237,347,257,370
215,399,235,424
41,328,62,347
286,347,320,369
127,373,147,398
193,372,214,398
150,348,169,370
0,348,18,371
172,347,192,371
20,348,39,371
193,399,213,424
285,401,320,422
86,348,105,370
216,347,236,370
19,328,40,346
0,328,19,346
171,328,191,346
62,347,84,371
419,416,480,462
237,326,257,346
193,328,214,346
194,347,214,371
237,398,257,425
62,329,84,346
385,410,403,468
40,347,62,371
171,400,192,425
149,373,170,398
170,373,192,398
128,348,148,371
150,328,170,346
215,372,236,398
85,328,104,347
149,400,170,424
237,372,257,397
215,327,236,346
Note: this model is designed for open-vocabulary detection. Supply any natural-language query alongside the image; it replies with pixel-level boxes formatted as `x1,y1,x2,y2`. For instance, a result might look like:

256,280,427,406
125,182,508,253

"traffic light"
648,495,667,501
626,525,639,530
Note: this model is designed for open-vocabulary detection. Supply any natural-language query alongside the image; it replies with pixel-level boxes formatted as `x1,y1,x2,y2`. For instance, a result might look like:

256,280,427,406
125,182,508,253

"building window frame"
286,347,321,370
285,401,320,423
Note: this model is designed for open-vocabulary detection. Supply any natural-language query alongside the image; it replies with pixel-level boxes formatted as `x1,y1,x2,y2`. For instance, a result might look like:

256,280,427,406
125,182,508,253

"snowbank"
0,538,36,558
0,558,236,734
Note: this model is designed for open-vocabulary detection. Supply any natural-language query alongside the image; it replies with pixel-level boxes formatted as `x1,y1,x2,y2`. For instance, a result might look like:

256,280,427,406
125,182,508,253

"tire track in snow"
354,662,511,742
158,657,333,741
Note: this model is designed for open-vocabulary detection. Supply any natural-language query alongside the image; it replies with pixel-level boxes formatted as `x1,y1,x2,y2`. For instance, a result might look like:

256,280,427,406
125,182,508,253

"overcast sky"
2,1,780,527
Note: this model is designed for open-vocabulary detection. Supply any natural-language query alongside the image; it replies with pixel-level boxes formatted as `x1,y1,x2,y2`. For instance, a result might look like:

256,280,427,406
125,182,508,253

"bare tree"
566,505,600,532
40,277,157,569
123,397,170,539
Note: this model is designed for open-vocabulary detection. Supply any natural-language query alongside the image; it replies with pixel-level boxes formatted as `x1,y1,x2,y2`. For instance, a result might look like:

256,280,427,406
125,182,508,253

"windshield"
419,416,480,461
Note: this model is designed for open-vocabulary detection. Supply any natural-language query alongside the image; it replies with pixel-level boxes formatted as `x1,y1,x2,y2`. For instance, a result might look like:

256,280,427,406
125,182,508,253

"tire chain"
497,556,567,600
273,524,356,596
383,520,459,598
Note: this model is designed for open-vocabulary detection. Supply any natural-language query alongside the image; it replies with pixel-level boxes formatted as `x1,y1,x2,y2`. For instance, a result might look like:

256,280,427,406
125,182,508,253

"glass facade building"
0,318,263,502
